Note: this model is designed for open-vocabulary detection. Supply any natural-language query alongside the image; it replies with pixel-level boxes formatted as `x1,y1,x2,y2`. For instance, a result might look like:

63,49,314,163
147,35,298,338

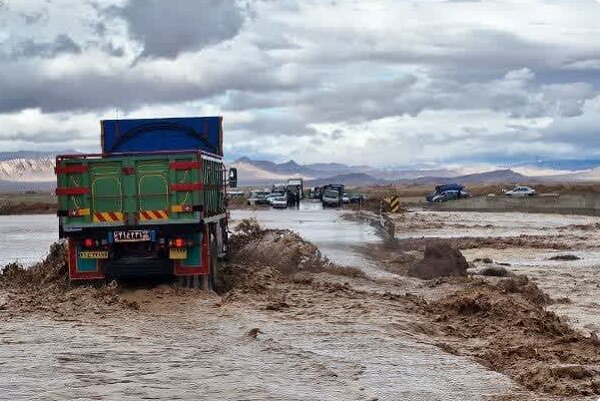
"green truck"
55,117,236,289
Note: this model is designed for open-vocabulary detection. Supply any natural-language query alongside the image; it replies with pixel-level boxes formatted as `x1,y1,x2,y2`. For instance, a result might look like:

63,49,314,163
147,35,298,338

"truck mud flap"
68,239,105,280
174,227,210,276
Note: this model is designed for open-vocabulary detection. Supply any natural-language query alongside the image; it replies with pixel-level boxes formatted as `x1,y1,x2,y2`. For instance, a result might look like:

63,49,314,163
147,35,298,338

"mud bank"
0,201,57,215
425,277,600,397
2,218,599,400
0,242,139,318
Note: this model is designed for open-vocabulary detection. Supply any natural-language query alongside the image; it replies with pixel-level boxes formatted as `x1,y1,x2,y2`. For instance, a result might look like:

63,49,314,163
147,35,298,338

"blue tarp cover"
101,117,223,156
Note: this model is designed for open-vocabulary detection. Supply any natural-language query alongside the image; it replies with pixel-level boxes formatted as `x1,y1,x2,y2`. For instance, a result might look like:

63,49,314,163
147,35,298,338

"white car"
266,191,286,205
505,186,537,197
271,196,288,209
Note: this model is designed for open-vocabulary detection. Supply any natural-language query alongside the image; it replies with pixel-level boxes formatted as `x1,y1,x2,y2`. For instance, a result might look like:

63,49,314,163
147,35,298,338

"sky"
1,0,600,167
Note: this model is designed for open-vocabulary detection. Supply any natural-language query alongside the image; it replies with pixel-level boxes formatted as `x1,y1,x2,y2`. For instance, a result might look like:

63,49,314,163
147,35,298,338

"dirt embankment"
0,201,57,215
427,276,600,397
0,243,139,317
356,235,600,398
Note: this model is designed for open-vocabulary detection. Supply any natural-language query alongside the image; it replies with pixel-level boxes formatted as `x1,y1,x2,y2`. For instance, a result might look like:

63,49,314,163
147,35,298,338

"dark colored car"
426,183,466,202
349,193,365,204
430,189,470,202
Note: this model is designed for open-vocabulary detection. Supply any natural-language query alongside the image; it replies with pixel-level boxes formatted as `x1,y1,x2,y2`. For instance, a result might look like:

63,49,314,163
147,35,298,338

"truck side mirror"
228,168,238,188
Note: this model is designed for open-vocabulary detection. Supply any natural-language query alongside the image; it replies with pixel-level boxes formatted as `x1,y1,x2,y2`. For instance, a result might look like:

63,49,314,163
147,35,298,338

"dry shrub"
235,218,263,238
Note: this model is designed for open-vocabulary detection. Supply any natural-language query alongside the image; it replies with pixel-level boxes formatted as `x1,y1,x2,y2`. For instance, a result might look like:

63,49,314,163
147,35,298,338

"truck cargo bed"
56,151,225,233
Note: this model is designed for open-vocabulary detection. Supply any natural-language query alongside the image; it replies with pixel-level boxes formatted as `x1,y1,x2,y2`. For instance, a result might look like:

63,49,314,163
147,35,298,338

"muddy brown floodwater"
1,204,599,400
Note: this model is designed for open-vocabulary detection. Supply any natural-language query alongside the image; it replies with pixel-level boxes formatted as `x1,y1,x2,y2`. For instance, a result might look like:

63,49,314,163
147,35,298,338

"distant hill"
0,152,598,192
230,156,600,187
397,169,528,186
306,173,380,187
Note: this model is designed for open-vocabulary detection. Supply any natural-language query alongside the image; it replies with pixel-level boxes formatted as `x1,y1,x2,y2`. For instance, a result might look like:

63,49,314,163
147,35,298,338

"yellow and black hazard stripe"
140,210,169,221
389,196,401,213
93,211,124,223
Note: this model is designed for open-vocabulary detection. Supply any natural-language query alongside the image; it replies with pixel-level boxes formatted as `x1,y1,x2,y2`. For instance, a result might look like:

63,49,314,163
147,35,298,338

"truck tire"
209,234,218,291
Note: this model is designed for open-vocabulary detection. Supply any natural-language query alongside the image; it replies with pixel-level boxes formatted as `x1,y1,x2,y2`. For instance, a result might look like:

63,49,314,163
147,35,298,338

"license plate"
169,248,187,260
114,230,151,243
80,251,109,259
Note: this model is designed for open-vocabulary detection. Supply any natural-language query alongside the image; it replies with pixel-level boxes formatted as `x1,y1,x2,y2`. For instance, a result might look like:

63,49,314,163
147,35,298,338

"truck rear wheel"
209,234,218,290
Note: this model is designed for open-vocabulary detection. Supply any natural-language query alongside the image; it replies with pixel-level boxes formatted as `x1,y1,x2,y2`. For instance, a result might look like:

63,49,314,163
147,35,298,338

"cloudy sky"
1,0,600,167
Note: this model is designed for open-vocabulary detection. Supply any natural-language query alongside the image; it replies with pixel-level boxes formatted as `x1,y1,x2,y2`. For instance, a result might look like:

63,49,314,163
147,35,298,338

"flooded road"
0,214,57,267
231,202,395,280
1,206,597,400
397,209,600,337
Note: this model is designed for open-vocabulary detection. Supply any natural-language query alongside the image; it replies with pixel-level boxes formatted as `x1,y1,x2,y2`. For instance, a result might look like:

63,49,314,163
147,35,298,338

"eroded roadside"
1,212,599,400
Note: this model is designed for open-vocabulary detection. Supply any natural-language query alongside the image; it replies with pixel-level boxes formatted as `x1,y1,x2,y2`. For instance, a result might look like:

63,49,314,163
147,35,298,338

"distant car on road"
248,190,270,205
349,193,365,204
271,195,288,209
431,189,471,203
505,186,537,197
322,188,342,207
266,191,286,205
427,184,469,203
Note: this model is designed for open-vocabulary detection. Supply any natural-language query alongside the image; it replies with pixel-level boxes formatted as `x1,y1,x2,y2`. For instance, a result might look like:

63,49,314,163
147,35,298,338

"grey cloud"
20,10,48,25
101,42,126,57
116,0,244,58
228,112,318,137
0,60,295,113
5,34,81,59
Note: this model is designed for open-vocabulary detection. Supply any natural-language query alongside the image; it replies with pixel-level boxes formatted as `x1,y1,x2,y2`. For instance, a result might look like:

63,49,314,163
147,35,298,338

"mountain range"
0,151,599,191
231,157,600,187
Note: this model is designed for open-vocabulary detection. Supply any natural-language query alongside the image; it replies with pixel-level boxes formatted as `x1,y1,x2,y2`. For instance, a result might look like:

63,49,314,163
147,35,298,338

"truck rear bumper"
103,257,173,279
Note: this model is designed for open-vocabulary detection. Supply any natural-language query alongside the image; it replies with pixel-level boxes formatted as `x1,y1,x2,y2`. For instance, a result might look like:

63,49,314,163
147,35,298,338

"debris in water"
548,254,581,261
407,242,469,279
478,266,510,277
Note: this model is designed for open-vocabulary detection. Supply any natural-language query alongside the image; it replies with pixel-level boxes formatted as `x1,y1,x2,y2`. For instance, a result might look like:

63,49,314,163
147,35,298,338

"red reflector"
84,238,94,248
56,187,90,196
169,161,201,170
173,238,185,248
54,165,88,174
170,183,203,191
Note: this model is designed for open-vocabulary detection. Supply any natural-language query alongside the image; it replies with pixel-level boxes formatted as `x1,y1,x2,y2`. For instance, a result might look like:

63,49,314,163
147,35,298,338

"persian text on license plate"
114,230,151,242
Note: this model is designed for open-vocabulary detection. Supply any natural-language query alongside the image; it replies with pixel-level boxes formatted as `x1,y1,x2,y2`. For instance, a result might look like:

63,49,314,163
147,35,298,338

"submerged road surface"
0,204,536,400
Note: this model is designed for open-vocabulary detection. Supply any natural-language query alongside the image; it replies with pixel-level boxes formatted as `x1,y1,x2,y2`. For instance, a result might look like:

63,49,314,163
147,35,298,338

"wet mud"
2,207,600,400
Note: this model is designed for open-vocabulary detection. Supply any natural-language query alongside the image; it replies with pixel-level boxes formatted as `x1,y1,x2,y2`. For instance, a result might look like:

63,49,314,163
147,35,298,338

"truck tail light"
83,238,95,248
172,238,186,248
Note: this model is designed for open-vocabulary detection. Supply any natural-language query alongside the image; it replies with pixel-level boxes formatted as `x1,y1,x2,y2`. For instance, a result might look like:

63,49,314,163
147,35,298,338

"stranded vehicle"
321,184,345,207
286,178,304,200
426,183,469,203
55,117,236,290
505,186,537,197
